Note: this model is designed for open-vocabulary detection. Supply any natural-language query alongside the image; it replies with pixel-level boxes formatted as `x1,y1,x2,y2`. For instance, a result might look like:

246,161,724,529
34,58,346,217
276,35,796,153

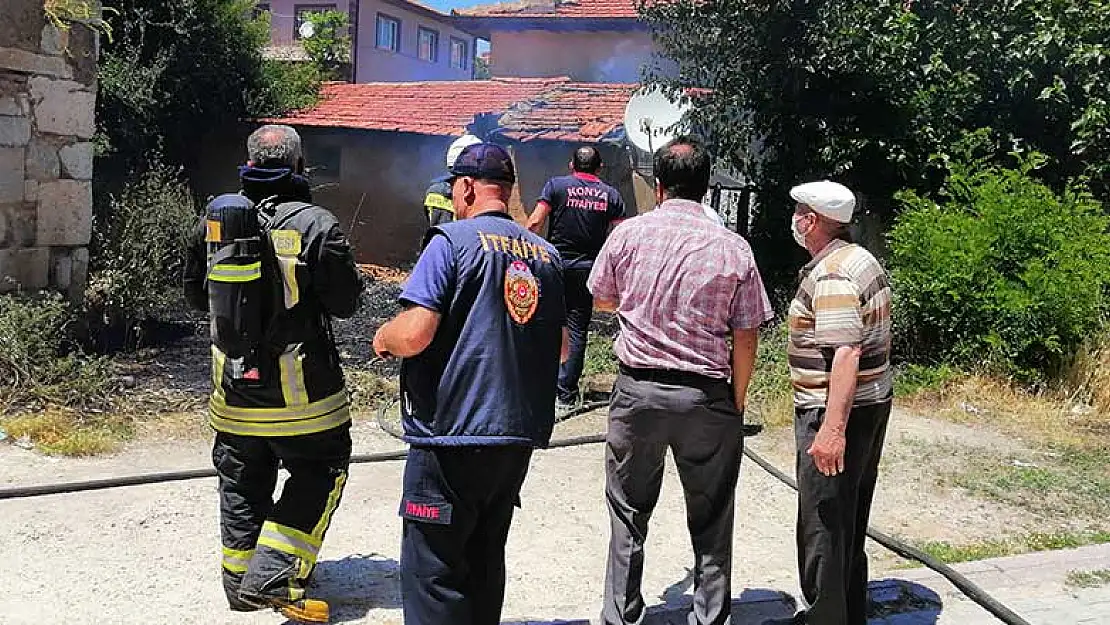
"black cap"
448,143,516,184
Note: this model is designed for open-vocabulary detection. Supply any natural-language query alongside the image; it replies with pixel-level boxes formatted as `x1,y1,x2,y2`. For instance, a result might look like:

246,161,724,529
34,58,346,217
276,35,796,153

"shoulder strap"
262,201,314,232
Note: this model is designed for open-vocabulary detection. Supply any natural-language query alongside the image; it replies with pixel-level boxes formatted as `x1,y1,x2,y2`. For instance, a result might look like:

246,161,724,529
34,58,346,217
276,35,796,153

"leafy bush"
749,323,793,426
889,155,1110,381
245,59,322,118
894,363,959,399
0,293,114,411
88,163,196,347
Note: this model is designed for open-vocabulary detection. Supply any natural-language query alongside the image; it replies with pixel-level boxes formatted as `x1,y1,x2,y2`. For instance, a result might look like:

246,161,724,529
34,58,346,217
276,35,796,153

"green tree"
474,54,491,79
302,9,350,80
91,0,320,345
97,0,318,180
639,0,1110,291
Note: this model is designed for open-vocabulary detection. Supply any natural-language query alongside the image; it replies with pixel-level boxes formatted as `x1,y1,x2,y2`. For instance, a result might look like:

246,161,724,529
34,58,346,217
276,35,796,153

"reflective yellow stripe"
276,256,301,308
279,345,309,407
211,389,348,420
209,262,262,283
209,404,351,437
221,546,254,573
211,346,226,401
258,522,321,563
312,472,347,540
424,193,454,211
208,395,351,437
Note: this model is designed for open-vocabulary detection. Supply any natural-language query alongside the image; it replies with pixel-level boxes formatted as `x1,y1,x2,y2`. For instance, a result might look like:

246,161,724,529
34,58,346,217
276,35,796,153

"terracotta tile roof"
266,79,642,144
456,0,639,19
266,78,573,136
498,83,639,142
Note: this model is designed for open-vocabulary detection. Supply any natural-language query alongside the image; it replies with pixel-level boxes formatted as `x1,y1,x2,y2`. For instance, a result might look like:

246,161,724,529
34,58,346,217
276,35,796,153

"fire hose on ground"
0,397,1032,625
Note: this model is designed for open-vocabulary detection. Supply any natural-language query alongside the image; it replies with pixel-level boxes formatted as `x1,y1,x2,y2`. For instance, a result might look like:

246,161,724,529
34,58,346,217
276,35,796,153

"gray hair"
247,124,303,168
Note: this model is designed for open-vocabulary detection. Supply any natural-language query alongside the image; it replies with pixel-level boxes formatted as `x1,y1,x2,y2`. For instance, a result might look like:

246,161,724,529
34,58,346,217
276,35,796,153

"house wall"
263,0,475,82
0,0,97,299
266,0,355,45
489,29,655,83
356,0,476,82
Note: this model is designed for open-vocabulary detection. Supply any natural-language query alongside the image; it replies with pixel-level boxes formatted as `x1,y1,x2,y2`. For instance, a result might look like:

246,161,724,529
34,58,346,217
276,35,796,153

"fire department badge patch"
504,260,539,324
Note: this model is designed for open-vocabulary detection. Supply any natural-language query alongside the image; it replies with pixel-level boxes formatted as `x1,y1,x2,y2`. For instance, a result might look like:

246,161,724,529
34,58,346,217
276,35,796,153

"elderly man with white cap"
779,180,893,625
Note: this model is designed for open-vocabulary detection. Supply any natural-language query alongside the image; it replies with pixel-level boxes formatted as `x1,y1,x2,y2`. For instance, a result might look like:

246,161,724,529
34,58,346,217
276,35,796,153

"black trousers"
400,445,534,625
795,401,891,625
557,266,595,404
602,370,745,625
213,425,351,607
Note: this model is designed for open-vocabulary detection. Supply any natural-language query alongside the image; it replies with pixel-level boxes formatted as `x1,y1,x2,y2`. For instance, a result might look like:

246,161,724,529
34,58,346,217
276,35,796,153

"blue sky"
421,0,492,11
422,0,494,12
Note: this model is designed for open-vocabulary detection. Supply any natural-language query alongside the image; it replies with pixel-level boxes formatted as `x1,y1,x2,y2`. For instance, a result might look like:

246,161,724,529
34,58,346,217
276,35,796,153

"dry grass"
899,373,1109,451
347,368,400,416
1066,568,1110,589
3,408,130,456
133,410,209,440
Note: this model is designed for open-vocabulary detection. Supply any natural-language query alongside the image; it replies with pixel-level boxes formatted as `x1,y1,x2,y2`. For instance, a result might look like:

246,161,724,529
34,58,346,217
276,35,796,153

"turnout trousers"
399,445,533,625
602,369,746,625
213,423,351,608
795,401,891,625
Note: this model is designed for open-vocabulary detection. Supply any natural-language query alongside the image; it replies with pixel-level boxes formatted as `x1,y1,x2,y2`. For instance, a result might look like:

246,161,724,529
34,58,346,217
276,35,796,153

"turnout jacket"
183,168,363,437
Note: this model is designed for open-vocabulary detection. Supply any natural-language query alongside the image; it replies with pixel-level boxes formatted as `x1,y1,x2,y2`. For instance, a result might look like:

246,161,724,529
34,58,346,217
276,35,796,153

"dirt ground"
3,277,1101,623
0,405,1073,625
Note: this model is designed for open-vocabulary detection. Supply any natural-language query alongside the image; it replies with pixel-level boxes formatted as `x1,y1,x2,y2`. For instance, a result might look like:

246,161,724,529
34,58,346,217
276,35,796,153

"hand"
807,426,846,477
372,328,392,359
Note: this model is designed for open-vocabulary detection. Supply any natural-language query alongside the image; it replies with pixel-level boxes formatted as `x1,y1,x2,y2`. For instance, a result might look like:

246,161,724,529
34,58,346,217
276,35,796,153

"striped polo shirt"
787,239,892,409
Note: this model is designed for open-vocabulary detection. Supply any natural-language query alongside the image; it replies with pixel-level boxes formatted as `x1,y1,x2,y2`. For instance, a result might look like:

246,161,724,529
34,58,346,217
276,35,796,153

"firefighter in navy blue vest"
373,143,568,625
182,125,362,624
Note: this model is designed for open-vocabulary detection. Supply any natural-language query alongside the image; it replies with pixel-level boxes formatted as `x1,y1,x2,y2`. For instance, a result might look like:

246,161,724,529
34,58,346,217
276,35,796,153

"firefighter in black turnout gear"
421,134,483,232
183,124,363,624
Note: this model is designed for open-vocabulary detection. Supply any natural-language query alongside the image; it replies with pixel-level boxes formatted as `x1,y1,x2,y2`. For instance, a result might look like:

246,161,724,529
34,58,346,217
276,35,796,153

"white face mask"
791,215,810,247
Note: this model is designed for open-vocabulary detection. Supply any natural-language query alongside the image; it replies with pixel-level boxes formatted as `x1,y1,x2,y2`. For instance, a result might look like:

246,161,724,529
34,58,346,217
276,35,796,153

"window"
418,27,439,63
450,37,468,70
294,4,336,40
376,14,401,52
252,2,270,19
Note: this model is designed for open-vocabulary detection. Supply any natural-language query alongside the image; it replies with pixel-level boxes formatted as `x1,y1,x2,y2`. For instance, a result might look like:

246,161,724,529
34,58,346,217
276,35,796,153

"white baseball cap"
446,134,483,169
789,180,856,223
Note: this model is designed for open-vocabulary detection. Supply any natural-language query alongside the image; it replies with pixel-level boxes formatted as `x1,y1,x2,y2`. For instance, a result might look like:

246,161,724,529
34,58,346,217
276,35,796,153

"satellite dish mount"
623,88,692,182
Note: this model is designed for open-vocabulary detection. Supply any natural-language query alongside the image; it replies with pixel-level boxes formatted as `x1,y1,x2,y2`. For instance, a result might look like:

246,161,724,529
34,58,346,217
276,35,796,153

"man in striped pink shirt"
588,135,773,625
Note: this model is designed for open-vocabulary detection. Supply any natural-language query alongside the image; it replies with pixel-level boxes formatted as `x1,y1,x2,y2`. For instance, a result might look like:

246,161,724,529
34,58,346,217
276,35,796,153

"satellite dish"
623,88,691,153
299,20,316,39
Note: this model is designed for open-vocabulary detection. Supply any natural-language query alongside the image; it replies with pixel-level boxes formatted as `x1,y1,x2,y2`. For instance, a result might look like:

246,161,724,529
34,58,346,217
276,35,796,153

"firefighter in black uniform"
183,124,363,624
374,143,568,625
422,134,482,230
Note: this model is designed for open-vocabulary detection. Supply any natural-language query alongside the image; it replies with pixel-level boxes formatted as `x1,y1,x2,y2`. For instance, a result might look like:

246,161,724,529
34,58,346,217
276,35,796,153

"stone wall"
0,0,97,300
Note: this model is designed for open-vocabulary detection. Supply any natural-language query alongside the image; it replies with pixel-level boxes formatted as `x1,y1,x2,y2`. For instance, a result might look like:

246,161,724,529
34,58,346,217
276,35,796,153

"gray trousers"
795,401,891,625
602,370,745,625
